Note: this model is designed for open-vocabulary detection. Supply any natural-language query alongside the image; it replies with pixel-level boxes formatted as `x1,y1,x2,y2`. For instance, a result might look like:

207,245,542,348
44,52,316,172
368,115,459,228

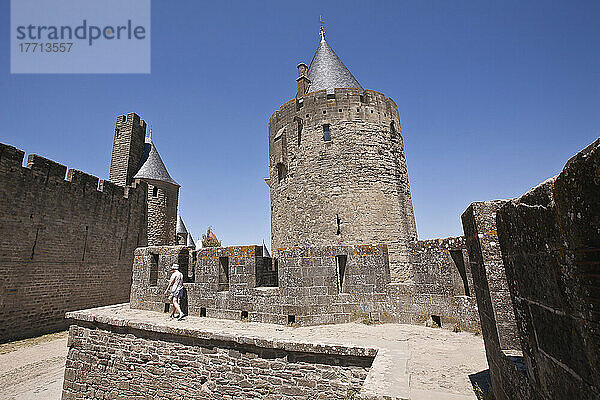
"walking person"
164,263,185,320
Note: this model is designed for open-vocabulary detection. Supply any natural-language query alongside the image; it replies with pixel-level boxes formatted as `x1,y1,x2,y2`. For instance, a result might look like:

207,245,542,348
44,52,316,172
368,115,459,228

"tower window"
152,186,158,198
297,121,302,146
336,214,341,235
390,121,396,135
322,110,326,114
276,163,287,183
323,124,331,142
336,255,347,293
218,256,229,292
149,253,159,287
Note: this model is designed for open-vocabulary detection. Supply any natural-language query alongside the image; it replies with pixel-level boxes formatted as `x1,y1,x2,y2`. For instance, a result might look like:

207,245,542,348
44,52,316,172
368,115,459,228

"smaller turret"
176,212,189,245
134,136,179,246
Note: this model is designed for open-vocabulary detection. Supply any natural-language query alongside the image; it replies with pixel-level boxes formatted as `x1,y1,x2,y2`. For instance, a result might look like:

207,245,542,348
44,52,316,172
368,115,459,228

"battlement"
0,141,148,342
270,88,400,128
115,112,147,132
0,142,144,201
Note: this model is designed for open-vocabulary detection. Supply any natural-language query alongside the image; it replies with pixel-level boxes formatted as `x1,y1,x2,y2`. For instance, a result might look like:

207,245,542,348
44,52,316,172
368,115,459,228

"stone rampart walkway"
67,304,487,399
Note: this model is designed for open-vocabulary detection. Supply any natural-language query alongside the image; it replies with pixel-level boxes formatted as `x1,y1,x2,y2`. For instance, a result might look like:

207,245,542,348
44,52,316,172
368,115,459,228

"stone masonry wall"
108,113,147,187
63,323,371,400
462,201,520,351
268,88,417,283
146,183,178,246
0,142,147,342
461,201,530,400
130,243,480,331
408,236,480,330
495,138,600,400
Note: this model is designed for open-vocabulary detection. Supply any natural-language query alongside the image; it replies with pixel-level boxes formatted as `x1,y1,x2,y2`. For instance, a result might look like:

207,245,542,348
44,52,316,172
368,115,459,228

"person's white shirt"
169,270,183,293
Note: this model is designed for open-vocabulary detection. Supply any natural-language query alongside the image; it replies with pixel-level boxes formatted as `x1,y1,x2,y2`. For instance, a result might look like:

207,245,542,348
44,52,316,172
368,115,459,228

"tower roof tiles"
306,34,363,94
134,138,179,187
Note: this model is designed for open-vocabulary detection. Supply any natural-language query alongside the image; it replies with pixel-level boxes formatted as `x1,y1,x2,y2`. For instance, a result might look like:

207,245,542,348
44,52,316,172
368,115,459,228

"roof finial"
319,15,325,42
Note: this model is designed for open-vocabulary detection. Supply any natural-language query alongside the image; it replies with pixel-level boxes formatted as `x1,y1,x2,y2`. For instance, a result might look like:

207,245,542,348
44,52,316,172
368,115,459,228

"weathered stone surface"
62,304,488,399
461,200,530,400
130,243,480,332
108,112,178,246
268,89,417,282
494,138,600,400
0,142,148,343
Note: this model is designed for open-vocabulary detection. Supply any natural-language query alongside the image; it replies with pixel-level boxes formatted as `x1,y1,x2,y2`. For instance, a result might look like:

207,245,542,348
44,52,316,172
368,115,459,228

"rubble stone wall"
62,323,372,400
0,142,147,342
268,88,417,282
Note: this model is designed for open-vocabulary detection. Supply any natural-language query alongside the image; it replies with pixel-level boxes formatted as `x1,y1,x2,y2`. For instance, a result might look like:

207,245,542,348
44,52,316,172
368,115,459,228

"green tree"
202,227,221,248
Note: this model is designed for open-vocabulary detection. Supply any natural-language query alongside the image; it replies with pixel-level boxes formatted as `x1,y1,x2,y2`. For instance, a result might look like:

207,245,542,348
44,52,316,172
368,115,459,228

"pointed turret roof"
186,233,195,248
134,137,179,186
176,213,188,235
306,30,363,94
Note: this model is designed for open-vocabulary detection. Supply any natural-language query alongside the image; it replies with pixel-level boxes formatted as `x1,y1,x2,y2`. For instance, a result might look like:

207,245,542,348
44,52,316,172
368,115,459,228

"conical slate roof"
134,138,179,186
186,233,195,248
307,35,363,94
262,240,271,258
176,213,188,235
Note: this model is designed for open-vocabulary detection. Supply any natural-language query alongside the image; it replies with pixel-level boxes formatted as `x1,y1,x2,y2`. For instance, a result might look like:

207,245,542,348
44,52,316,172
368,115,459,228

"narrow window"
297,120,302,146
431,315,442,327
276,163,287,183
241,311,249,320
179,251,193,283
287,315,296,325
336,214,341,235
390,121,396,135
200,307,207,317
149,253,159,287
152,186,158,198
336,255,347,293
218,256,229,291
323,124,331,142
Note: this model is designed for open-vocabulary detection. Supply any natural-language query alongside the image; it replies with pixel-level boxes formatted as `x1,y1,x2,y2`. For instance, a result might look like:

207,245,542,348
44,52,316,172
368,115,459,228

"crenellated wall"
268,88,417,283
130,242,480,331
494,138,600,400
0,142,147,342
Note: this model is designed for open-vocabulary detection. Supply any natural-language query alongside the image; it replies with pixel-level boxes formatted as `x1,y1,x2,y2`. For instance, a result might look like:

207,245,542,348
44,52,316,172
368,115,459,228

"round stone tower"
134,137,179,246
268,29,417,282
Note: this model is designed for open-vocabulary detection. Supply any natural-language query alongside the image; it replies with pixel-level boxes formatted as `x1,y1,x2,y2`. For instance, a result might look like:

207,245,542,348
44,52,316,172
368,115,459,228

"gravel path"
0,332,68,400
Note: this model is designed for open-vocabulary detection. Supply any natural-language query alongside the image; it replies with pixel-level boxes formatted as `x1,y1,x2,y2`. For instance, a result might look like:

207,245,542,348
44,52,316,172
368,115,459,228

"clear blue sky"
1,1,599,245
